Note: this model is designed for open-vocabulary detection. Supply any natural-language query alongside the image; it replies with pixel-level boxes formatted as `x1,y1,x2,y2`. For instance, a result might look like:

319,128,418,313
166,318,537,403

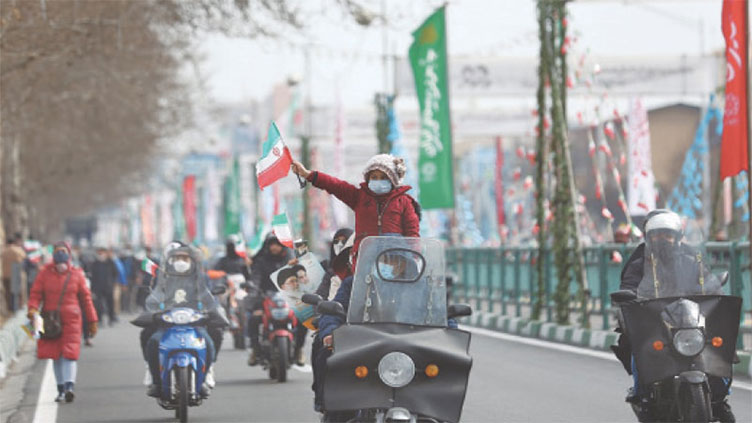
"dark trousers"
311,335,331,411
94,288,116,324
3,278,14,312
295,325,308,351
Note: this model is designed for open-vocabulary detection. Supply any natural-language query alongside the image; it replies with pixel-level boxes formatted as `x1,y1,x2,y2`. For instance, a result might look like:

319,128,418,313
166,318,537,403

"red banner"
721,0,749,179
183,175,197,242
495,136,507,242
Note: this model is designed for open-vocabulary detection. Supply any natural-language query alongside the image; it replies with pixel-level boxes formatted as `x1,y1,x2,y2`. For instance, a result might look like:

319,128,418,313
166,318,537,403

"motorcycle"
315,236,473,423
611,283,741,422
245,282,298,382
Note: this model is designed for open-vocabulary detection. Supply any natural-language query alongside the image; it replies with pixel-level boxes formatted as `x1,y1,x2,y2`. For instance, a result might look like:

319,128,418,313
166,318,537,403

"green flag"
224,157,241,236
410,6,454,209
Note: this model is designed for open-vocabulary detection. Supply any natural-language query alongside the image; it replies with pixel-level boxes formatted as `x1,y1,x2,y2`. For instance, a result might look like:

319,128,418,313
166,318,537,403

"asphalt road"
16,315,752,423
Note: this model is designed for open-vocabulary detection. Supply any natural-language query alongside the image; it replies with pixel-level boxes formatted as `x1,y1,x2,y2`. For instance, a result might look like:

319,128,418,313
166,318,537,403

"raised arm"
291,160,359,210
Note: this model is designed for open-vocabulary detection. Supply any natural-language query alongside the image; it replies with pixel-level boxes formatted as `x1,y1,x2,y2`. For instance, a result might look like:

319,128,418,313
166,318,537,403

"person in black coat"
315,228,353,301
213,238,251,280
88,247,119,326
246,235,293,365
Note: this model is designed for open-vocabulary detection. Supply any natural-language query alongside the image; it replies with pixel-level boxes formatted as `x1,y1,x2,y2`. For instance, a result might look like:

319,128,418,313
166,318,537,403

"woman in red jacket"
291,153,421,261
27,242,98,403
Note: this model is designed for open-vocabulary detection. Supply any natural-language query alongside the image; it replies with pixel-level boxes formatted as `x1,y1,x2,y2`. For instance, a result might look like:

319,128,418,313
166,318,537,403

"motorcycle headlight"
378,352,415,388
163,309,201,325
270,308,289,321
673,329,705,356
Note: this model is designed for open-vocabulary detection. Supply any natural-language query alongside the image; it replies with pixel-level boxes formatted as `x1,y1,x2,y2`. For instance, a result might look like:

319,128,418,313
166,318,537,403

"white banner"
627,98,657,216
204,166,220,243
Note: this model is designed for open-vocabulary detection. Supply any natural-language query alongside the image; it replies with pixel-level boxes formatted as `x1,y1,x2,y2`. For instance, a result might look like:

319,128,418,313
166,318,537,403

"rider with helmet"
615,210,733,421
137,242,227,398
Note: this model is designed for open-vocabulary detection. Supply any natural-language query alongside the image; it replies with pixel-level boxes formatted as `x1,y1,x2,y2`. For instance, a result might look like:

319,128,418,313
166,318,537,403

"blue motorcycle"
156,307,210,423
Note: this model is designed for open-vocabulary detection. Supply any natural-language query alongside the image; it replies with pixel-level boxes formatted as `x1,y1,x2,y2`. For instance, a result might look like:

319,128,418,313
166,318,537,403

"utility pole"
302,48,313,244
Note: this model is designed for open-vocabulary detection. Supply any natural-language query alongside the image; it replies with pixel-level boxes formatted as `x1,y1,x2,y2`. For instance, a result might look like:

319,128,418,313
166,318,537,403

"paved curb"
462,311,751,377
0,308,30,380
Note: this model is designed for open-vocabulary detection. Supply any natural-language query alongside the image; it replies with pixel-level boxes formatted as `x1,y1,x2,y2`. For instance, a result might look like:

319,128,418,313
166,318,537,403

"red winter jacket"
308,171,420,255
28,251,98,360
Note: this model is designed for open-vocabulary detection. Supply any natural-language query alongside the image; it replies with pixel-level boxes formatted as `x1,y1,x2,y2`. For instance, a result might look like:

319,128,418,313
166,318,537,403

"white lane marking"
463,325,752,392
293,364,312,373
32,360,58,423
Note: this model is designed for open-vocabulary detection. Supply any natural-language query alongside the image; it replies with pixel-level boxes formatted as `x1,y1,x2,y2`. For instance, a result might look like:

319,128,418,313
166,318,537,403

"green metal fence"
447,242,751,348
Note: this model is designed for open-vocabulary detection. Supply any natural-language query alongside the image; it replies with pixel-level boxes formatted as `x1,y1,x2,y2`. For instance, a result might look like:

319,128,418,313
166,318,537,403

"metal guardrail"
447,242,751,349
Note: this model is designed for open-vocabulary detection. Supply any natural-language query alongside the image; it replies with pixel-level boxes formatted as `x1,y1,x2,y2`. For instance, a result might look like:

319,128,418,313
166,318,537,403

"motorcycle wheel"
681,383,711,423
175,367,190,423
276,337,288,383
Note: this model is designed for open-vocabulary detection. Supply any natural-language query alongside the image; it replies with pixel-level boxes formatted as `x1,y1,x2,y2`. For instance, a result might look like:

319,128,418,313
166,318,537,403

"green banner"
410,6,454,209
223,157,241,236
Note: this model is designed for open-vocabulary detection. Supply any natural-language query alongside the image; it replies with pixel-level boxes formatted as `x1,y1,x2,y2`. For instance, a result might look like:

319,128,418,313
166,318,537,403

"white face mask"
333,240,346,256
173,260,191,273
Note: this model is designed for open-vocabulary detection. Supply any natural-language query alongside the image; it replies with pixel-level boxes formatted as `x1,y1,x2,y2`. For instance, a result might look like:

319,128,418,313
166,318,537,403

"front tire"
681,383,711,423
175,367,190,423
275,336,289,383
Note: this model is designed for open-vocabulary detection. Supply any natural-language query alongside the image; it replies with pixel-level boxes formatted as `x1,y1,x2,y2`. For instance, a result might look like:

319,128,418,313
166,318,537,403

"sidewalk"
462,310,752,377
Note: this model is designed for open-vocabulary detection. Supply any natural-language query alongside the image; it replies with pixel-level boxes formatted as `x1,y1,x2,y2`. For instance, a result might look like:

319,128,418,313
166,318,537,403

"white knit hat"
362,154,407,186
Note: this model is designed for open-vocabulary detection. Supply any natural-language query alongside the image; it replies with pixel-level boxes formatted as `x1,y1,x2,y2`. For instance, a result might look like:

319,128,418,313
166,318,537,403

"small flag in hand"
272,213,294,248
257,122,293,190
141,258,158,277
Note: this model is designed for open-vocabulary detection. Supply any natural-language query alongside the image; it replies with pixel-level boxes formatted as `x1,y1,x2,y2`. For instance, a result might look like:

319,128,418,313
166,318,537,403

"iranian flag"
257,122,293,190
141,258,158,277
271,213,294,248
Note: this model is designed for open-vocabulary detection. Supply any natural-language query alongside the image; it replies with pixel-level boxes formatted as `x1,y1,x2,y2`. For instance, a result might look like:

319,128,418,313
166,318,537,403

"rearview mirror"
448,304,472,319
210,285,227,296
317,300,346,318
610,289,637,304
302,293,322,306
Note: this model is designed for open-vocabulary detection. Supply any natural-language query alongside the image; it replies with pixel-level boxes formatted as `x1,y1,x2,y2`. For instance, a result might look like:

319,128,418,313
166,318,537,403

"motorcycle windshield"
636,242,722,299
145,245,217,312
348,237,447,327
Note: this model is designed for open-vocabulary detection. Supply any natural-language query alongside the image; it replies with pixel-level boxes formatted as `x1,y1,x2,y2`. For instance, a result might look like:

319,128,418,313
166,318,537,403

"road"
12,315,752,422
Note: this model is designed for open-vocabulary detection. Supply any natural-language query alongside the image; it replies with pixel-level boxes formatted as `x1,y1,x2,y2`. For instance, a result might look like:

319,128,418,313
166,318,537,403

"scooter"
155,307,212,423
207,271,247,350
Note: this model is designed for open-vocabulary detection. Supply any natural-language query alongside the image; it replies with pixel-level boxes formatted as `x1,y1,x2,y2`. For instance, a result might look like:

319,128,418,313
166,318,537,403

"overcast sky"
199,0,727,108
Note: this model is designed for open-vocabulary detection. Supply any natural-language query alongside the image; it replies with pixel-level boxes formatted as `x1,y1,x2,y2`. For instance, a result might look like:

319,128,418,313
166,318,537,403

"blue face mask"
379,263,395,279
368,179,392,195
53,251,69,264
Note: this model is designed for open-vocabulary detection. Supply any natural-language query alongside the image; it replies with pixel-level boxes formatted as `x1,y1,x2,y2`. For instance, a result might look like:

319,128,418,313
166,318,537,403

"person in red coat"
27,242,98,403
291,153,421,262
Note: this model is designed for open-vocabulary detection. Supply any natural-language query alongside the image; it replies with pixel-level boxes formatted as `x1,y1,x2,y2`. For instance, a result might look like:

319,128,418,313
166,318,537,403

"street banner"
720,0,749,179
173,183,186,242
183,175,197,242
410,6,455,209
140,195,155,247
256,122,293,190
204,166,220,243
494,137,507,241
224,158,242,236
626,98,657,216
158,191,175,247
271,212,294,248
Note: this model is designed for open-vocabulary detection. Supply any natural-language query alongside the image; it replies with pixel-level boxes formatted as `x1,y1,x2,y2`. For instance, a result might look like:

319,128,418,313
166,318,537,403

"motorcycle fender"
678,371,707,385
270,329,293,341
167,352,197,371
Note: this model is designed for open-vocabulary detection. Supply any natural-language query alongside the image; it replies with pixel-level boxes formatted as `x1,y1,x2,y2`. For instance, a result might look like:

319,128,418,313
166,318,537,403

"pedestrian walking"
2,234,27,314
27,242,98,402
89,247,118,325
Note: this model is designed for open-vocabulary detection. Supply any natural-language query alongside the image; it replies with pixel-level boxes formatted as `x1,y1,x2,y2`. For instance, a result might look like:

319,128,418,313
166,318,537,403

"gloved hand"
27,308,37,320
87,321,98,338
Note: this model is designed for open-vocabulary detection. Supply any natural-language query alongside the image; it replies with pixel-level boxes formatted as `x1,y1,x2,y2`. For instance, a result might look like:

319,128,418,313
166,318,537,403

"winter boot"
64,382,75,403
712,400,735,423
248,348,259,366
295,347,305,366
